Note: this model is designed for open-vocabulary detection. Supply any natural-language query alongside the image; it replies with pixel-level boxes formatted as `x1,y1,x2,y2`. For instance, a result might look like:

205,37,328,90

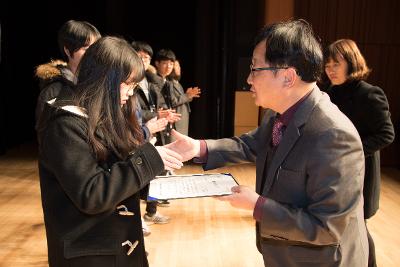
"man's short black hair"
254,19,323,82
131,41,153,58
57,20,100,61
154,49,176,62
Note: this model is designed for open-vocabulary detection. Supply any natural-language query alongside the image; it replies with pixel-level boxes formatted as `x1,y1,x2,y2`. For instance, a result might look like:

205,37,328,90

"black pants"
366,220,376,267
145,201,157,215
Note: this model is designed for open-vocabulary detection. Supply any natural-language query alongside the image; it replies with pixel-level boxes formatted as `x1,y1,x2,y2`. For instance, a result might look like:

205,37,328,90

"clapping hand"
145,117,168,134
158,108,181,123
186,87,201,98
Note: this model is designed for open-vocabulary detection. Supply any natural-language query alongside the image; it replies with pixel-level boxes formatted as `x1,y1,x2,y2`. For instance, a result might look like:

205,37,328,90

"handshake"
153,130,259,211
154,130,200,171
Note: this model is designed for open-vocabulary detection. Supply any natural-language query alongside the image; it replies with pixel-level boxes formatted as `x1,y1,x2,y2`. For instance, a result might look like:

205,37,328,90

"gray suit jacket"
169,79,191,136
204,88,368,267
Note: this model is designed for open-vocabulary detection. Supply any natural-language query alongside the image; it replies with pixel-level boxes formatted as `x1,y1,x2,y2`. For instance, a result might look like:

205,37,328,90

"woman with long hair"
37,36,182,267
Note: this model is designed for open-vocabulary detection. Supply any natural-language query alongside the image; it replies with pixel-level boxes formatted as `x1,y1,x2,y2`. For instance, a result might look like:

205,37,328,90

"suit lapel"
136,87,151,108
263,123,301,194
261,87,322,195
256,115,274,194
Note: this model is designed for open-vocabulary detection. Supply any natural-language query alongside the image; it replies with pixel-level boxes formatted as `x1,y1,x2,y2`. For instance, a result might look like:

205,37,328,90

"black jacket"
326,80,395,218
135,77,169,145
38,100,164,267
35,60,75,129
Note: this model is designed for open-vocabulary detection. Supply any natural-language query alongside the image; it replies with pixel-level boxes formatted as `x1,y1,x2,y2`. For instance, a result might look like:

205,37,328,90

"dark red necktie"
272,118,284,146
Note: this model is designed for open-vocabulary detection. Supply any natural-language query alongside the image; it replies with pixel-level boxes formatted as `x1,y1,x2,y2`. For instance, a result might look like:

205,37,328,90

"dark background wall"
0,0,263,151
0,0,398,167
0,0,199,149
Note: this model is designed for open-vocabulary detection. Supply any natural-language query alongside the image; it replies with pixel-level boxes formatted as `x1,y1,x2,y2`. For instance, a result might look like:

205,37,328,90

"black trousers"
145,201,157,215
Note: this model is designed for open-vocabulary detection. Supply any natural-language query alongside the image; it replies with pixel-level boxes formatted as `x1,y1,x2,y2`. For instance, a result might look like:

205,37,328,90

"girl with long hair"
37,36,182,267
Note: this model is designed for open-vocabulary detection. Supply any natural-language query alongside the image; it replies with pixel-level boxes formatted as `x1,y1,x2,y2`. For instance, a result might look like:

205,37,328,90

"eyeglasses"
131,82,139,90
250,63,289,75
140,55,151,61
125,81,138,91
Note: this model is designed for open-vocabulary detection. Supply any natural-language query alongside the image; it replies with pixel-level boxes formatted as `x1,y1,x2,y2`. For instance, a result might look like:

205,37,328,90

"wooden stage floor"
0,144,399,267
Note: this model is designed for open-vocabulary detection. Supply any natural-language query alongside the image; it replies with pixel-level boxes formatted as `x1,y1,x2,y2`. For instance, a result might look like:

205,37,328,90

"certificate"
148,173,239,200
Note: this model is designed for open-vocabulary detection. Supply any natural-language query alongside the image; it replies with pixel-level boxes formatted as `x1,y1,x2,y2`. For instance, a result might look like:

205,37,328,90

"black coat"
35,62,75,130
135,80,169,145
38,101,164,267
326,80,395,218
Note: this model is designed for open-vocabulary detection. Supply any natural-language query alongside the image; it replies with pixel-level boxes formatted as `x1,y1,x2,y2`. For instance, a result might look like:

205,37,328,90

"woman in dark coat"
37,36,183,267
324,39,395,267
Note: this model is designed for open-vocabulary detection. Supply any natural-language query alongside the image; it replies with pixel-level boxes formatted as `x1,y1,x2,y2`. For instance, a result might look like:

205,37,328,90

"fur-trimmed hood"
35,60,75,91
35,59,67,80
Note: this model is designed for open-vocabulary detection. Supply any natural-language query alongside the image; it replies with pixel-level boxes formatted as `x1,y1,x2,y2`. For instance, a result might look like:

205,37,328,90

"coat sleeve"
169,82,192,108
160,80,191,109
203,125,263,170
203,111,273,170
358,85,395,156
258,126,365,245
40,116,164,215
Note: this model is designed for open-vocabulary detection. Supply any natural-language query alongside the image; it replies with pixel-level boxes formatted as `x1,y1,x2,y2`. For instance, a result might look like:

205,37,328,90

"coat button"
122,240,139,256
135,157,143,165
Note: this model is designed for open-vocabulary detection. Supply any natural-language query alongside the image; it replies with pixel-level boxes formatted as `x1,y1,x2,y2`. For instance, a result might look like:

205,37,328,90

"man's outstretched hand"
165,130,201,162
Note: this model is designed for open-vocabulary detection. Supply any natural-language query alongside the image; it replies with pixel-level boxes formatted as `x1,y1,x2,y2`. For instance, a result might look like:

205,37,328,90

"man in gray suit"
167,19,368,267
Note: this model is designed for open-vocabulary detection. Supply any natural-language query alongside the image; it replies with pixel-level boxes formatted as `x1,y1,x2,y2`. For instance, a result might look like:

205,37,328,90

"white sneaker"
143,212,170,224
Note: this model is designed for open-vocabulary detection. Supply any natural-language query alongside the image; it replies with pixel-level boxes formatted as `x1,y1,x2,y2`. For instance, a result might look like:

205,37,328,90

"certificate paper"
148,173,238,200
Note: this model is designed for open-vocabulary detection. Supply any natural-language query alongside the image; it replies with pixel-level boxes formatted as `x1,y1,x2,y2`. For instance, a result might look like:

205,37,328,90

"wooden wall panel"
264,0,294,24
295,0,400,167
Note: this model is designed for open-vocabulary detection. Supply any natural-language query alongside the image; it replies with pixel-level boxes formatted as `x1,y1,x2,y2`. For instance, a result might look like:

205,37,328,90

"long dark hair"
74,36,145,161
